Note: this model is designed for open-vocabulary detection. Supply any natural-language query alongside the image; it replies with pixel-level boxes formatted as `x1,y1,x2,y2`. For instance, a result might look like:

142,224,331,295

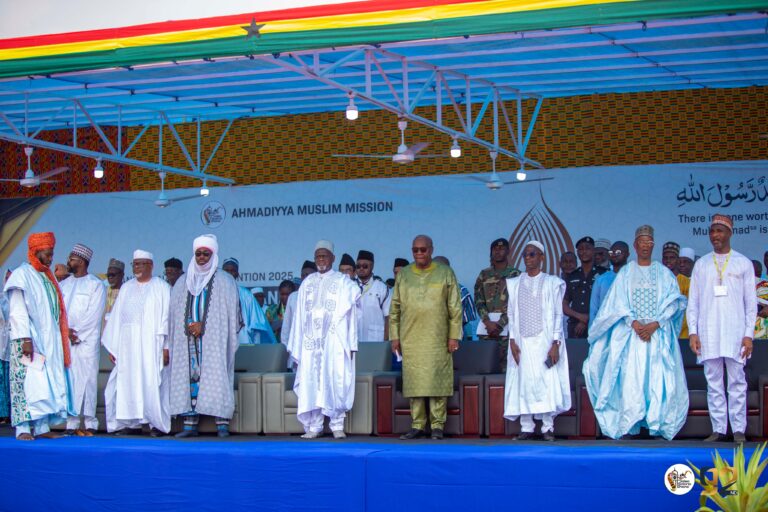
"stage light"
450,138,461,158
345,95,358,121
516,171,527,181
200,180,210,196
93,158,104,179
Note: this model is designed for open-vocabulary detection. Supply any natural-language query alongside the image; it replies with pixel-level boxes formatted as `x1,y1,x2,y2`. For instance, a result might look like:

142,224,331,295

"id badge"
714,285,728,297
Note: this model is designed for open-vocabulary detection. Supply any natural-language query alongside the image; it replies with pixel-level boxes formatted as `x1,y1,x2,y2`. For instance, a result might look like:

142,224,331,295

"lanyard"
713,251,731,285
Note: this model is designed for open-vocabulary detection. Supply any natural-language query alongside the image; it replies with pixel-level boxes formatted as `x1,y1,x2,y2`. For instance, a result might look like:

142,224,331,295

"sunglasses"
106,273,119,278
356,263,370,269
523,251,540,258
608,250,625,256
195,250,212,257
412,247,429,254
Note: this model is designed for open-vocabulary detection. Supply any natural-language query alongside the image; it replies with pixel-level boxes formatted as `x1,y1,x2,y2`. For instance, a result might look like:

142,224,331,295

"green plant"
688,442,768,512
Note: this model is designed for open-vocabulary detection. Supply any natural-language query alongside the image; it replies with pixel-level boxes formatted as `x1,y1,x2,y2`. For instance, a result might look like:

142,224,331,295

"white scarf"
186,234,219,296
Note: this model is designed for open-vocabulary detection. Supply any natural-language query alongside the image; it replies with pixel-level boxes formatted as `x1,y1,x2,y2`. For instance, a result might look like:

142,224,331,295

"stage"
0,428,759,511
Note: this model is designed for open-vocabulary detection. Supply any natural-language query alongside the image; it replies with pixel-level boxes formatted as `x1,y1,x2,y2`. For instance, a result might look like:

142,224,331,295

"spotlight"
93,158,104,179
200,180,210,196
516,171,527,181
345,95,358,121
450,138,461,158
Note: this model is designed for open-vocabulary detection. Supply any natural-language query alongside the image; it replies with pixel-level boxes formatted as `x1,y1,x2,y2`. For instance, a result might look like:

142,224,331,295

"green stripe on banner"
0,0,762,78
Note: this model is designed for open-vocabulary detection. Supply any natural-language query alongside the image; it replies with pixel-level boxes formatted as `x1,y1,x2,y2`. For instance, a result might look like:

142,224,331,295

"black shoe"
703,432,727,442
63,429,77,436
217,429,230,438
175,429,199,438
733,432,747,444
515,432,535,441
542,431,556,442
431,428,444,440
400,429,426,440
113,428,141,436
149,428,164,438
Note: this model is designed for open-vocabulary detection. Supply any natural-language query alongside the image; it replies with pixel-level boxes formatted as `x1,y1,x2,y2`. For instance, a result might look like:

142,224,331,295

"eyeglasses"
636,240,655,247
608,250,625,256
195,250,212,257
106,273,119,278
356,263,370,269
523,251,540,258
412,247,429,254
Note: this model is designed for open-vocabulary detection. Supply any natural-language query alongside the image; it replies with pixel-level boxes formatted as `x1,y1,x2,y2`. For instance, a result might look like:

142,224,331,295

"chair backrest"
453,340,498,374
356,341,392,372
565,339,589,384
745,341,768,389
234,344,288,373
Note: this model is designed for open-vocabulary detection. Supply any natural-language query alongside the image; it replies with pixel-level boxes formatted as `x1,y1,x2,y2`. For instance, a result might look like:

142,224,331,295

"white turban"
680,247,695,260
186,234,220,296
526,241,545,254
314,239,334,254
251,287,264,294
133,249,153,261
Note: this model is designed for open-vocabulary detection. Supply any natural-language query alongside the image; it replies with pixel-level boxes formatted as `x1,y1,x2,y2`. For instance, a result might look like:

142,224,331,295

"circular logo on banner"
201,201,226,228
664,464,695,495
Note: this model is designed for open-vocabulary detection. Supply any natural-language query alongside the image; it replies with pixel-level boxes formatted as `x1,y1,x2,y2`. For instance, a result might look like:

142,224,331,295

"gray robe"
168,270,240,419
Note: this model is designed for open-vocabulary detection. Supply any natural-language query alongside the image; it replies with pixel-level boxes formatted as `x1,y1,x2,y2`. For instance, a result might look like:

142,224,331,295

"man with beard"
504,241,570,441
688,214,757,444
4,232,74,440
168,234,240,438
355,250,390,342
584,225,688,440
164,257,184,287
104,259,125,326
662,242,690,339
287,240,360,439
60,243,106,436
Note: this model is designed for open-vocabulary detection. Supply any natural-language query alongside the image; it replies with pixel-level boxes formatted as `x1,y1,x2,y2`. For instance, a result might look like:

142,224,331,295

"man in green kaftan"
389,235,463,440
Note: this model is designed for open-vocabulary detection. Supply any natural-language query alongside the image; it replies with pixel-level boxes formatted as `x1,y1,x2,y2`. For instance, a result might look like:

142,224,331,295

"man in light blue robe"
584,225,688,440
589,241,629,330
222,258,276,344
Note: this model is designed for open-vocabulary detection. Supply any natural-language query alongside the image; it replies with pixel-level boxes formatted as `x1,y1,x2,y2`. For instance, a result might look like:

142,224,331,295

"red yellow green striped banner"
0,0,761,78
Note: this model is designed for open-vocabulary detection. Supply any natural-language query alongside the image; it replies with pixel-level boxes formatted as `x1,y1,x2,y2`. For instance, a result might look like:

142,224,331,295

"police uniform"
564,236,607,339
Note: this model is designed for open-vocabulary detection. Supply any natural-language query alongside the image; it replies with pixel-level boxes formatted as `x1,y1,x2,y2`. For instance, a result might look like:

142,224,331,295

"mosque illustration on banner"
508,189,574,275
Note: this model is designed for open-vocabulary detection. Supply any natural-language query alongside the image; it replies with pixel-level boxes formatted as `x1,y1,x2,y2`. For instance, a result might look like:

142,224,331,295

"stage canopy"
0,0,765,181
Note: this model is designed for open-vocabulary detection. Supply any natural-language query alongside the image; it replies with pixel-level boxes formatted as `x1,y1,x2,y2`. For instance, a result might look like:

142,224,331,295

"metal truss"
0,98,235,184
257,48,544,168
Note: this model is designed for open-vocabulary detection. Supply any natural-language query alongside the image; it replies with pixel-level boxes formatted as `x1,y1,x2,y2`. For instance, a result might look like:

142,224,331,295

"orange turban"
25,231,71,368
28,232,55,254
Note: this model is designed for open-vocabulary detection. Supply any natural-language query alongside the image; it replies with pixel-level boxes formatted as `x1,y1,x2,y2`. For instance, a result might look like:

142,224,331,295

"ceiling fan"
0,147,68,188
112,171,203,208
333,119,447,164
467,151,553,190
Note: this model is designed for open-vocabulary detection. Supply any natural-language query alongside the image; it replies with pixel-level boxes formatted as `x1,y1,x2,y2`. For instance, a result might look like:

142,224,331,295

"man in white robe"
4,232,74,440
102,250,171,436
688,214,757,444
60,243,106,436
584,225,689,440
504,241,570,441
287,240,360,439
355,250,390,342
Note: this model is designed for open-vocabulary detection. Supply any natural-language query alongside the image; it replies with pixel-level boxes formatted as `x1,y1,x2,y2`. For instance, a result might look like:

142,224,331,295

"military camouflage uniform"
474,265,520,371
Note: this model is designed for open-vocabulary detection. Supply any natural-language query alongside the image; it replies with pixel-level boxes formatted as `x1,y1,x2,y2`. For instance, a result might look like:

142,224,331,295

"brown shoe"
16,433,34,441
37,431,65,439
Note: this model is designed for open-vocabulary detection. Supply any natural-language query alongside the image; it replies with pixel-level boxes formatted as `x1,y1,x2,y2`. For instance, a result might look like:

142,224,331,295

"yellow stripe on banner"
0,0,637,62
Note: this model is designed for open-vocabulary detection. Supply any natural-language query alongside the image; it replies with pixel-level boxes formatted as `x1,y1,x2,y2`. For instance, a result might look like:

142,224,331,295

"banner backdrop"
2,160,767,305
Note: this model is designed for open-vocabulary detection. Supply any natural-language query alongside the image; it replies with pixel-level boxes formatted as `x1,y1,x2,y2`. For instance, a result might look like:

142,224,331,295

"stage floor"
0,426,760,511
